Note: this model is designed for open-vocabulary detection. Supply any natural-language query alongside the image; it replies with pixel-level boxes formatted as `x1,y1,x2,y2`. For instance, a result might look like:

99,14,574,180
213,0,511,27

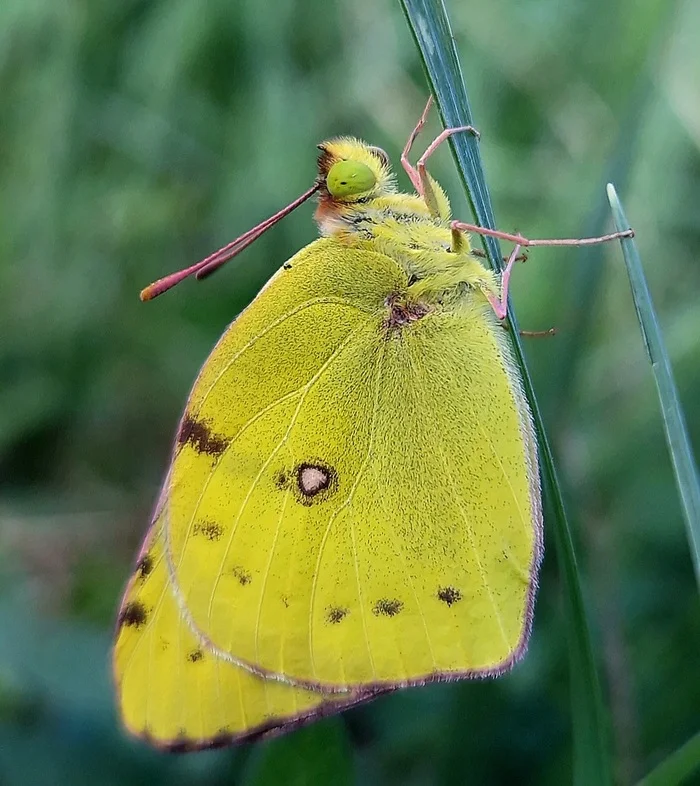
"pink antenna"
140,182,321,301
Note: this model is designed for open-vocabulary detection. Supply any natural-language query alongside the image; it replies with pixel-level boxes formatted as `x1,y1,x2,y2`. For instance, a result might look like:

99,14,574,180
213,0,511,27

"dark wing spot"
283,263,292,271
373,598,403,617
326,606,349,624
298,463,330,495
186,648,204,663
136,554,153,578
193,520,224,541
437,586,462,606
178,414,229,457
294,461,338,504
275,471,289,489
119,601,148,629
232,566,252,586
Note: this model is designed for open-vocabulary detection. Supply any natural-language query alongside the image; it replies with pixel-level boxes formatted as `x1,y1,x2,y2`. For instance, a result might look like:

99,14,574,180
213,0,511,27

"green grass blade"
607,184,700,594
400,2,613,784
635,730,700,786
243,719,353,786
397,0,500,266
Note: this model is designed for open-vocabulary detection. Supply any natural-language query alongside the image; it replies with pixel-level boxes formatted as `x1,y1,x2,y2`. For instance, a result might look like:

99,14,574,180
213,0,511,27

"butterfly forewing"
161,238,541,691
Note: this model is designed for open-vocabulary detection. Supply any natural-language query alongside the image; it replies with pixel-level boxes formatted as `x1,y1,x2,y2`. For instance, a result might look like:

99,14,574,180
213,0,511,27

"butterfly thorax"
315,137,498,307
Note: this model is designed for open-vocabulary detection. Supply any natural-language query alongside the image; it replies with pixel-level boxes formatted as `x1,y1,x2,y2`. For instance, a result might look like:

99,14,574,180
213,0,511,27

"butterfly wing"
159,236,542,692
113,500,374,749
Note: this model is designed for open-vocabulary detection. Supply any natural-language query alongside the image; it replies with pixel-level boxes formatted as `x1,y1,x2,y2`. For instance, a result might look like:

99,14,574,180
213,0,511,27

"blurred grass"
637,730,700,786
1,0,700,784
244,721,352,786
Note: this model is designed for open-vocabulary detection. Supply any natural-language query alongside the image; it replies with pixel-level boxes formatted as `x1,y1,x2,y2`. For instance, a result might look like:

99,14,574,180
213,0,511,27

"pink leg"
451,221,634,247
457,219,635,320
487,244,522,320
401,96,434,193
401,97,480,199
416,125,479,204
416,124,479,170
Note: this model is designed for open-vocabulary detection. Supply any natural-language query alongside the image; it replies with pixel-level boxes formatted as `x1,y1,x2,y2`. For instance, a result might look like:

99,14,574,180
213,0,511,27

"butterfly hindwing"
114,503,372,749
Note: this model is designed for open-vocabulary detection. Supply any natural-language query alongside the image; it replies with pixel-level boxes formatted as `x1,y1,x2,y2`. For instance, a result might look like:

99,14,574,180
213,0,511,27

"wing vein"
253,454,292,666
163,322,372,688
308,342,386,682
208,324,367,631
188,297,376,426
436,442,510,651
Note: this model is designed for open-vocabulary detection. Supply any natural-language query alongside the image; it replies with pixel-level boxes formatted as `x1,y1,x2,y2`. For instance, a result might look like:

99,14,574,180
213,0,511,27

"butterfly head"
139,138,396,300
317,138,397,203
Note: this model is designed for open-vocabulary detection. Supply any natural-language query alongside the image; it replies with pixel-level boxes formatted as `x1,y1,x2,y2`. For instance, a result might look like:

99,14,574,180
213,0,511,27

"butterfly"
113,97,632,750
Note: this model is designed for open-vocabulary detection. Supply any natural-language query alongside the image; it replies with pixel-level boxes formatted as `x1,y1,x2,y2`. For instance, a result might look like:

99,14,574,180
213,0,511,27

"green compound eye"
326,160,376,199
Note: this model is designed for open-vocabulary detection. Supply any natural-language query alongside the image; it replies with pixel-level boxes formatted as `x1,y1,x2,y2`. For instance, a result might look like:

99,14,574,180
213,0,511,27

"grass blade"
607,184,700,593
243,719,353,786
400,2,613,784
635,730,700,786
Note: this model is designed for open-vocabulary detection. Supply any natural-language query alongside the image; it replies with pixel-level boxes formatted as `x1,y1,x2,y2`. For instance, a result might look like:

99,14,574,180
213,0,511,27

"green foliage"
1,0,699,784
636,730,700,786
244,721,352,786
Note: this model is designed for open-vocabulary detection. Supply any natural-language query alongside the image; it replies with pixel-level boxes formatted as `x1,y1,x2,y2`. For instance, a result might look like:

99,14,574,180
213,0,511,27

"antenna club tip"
140,285,157,302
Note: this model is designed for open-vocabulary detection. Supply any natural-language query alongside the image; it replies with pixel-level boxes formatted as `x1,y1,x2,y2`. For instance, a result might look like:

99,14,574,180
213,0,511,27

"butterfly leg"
450,222,634,249
501,323,557,338
486,243,522,320
471,247,528,263
416,125,480,217
415,125,479,182
401,96,434,194
452,221,635,319
401,97,480,214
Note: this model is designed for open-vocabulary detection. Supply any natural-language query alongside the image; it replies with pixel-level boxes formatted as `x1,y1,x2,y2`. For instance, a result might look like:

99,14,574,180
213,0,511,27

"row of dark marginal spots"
120,586,463,634
326,587,462,625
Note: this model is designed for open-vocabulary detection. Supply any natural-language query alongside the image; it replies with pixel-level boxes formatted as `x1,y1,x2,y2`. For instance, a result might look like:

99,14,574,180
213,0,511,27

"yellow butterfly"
114,98,632,750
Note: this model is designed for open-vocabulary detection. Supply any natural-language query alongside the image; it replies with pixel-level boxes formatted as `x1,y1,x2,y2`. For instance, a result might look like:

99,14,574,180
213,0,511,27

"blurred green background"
1,0,699,783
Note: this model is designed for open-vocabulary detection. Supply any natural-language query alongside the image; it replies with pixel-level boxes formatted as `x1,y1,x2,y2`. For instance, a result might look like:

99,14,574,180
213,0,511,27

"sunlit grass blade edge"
399,1,613,784
607,184,700,594
635,730,700,786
